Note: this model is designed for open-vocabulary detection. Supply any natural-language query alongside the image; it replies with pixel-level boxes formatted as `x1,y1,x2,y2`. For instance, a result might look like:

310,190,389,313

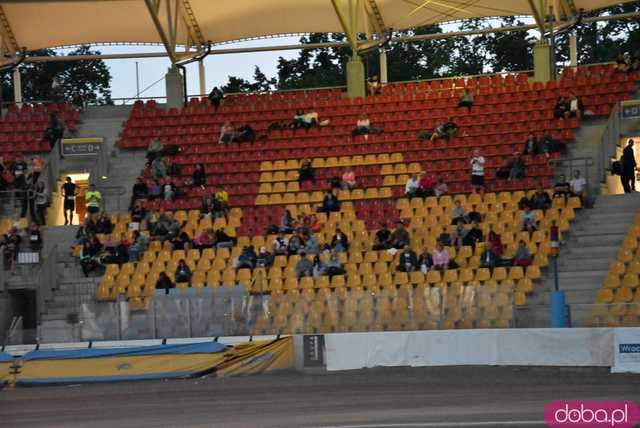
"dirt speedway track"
2,366,640,428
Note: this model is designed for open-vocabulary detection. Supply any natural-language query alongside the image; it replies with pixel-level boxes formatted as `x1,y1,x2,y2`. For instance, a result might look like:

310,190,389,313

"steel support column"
13,67,22,105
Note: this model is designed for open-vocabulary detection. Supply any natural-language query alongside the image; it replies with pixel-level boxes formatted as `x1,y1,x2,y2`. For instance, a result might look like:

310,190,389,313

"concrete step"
558,258,611,271
562,245,621,259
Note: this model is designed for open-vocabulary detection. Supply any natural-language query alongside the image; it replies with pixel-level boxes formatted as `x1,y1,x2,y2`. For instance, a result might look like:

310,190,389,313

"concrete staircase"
524,193,640,327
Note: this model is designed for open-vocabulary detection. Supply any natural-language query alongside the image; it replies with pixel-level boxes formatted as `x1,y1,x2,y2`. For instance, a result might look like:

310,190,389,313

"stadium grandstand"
0,0,640,398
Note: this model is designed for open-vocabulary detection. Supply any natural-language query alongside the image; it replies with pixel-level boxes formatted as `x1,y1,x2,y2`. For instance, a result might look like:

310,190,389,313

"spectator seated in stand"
417,173,435,197
151,156,167,181
171,226,191,251
569,170,587,200
330,228,349,252
523,133,542,156
174,259,192,284
367,75,382,96
507,152,526,181
341,168,356,190
213,228,235,248
298,158,315,184
79,236,104,277
95,213,114,234
322,251,346,277
451,200,469,225
234,124,256,143
432,242,450,271
389,221,410,250
539,131,557,157
235,245,257,270
256,246,274,268
418,247,433,273
568,93,585,119
554,96,571,119
219,121,235,144
131,177,148,207
148,180,162,200
530,187,551,211
295,252,314,279
102,234,130,265
396,245,419,272
208,87,224,110
292,109,320,131
479,241,499,270
615,52,631,72
319,189,340,213
272,232,289,256
280,209,296,233
372,223,392,250
146,138,164,163
457,88,474,112
452,221,467,249
404,174,421,198
155,272,175,295
351,113,382,139
213,186,229,220
430,117,458,141
193,229,214,250
553,174,572,198
302,231,320,255
488,230,504,259
128,230,149,262
513,240,533,267
463,221,484,251
434,177,448,196
521,207,538,233
287,230,304,255
192,163,207,188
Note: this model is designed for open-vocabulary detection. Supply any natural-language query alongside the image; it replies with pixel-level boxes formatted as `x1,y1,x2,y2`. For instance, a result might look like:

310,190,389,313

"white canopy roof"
0,0,634,52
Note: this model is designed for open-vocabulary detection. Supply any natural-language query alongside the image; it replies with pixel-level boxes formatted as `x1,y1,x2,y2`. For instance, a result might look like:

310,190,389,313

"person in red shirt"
418,173,435,197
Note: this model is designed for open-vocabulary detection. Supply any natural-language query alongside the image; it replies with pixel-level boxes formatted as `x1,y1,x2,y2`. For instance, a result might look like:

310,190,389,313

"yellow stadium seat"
596,288,614,304
475,268,491,282
526,265,541,280
390,153,403,163
623,274,639,289
256,194,268,205
492,267,507,281
426,270,441,284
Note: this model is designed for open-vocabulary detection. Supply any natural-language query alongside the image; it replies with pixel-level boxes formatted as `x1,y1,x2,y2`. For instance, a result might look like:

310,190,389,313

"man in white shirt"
569,170,587,199
470,149,485,192
405,174,420,197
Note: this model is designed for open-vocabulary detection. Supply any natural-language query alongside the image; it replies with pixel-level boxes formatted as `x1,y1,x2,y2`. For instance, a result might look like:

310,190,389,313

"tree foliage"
221,4,640,92
1,45,112,105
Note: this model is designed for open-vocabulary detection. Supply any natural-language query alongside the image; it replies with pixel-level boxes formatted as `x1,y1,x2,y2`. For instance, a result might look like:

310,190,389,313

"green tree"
221,75,253,93
1,45,112,105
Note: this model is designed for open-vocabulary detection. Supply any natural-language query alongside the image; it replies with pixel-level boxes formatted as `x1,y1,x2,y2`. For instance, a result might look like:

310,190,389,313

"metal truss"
144,0,205,64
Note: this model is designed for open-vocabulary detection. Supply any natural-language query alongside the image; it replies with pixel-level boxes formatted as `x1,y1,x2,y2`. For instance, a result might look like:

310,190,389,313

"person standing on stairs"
61,176,76,225
621,139,637,193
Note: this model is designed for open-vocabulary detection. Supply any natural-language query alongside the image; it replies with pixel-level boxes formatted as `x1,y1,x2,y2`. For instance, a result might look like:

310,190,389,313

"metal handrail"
599,102,621,183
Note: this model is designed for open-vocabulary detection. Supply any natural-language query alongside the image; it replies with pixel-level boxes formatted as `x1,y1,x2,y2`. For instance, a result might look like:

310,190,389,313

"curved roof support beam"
331,0,361,53
527,0,548,36
365,0,387,35
144,0,205,64
0,5,19,55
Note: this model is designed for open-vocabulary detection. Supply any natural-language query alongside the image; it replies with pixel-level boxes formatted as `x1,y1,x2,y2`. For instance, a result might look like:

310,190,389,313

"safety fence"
35,283,518,342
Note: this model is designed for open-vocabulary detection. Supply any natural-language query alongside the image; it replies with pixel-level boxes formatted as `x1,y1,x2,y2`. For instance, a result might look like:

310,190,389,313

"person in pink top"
432,242,450,271
341,168,356,190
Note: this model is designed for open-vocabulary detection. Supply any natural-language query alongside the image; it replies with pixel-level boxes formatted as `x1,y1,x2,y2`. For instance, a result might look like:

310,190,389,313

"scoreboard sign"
61,137,103,156
621,100,640,119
